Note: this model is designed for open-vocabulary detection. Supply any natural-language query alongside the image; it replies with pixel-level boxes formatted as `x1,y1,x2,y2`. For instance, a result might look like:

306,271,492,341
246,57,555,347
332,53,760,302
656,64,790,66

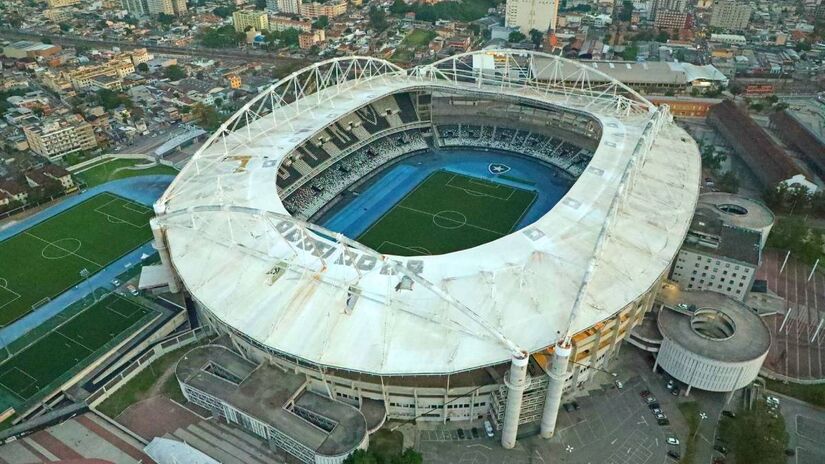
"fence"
760,368,825,385
87,326,213,407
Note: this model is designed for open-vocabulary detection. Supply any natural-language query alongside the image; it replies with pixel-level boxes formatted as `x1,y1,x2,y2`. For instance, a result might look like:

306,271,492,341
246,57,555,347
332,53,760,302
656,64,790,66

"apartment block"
710,0,751,31
233,10,270,33
505,0,559,33
24,116,98,160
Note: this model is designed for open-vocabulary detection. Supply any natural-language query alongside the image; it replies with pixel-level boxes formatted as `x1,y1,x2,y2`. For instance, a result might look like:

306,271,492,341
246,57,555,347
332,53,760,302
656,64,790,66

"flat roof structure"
683,207,762,266
155,51,701,376
530,57,728,86
658,291,771,363
176,345,367,457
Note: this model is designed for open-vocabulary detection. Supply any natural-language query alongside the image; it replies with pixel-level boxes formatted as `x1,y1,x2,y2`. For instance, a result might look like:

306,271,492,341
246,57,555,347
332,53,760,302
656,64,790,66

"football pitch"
0,193,154,326
358,170,537,256
0,294,156,406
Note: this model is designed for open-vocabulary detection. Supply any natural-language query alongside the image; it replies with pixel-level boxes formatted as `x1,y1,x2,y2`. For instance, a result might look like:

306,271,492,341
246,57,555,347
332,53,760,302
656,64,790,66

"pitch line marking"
93,198,151,229
396,205,507,237
0,367,38,400
24,232,103,268
55,330,94,354
377,241,432,255
106,302,142,320
444,174,515,201
0,279,21,311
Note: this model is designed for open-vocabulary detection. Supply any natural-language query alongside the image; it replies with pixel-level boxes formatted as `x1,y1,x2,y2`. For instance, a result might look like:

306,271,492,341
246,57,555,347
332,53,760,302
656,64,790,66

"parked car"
658,418,670,426
722,410,736,418
667,450,681,460
646,396,657,404
615,380,624,389
564,403,574,412
127,284,139,296
111,279,121,287
484,420,494,438
667,436,680,446
571,401,580,410
714,445,728,455
640,390,651,398
766,395,780,407
671,388,680,397
655,413,666,420
457,429,465,439
666,380,675,390
471,427,479,438
652,408,662,415
648,402,661,410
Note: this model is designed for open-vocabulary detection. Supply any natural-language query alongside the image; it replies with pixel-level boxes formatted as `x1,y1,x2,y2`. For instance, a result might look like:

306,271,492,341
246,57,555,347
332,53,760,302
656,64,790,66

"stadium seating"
392,93,419,124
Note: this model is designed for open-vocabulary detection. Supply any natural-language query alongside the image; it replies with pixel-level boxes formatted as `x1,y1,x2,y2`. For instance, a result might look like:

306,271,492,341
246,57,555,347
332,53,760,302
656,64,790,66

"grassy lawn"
402,29,436,48
0,193,154,326
718,400,788,464
76,159,178,188
677,401,700,464
0,294,156,411
96,343,200,418
765,379,825,408
357,170,536,256
369,429,403,458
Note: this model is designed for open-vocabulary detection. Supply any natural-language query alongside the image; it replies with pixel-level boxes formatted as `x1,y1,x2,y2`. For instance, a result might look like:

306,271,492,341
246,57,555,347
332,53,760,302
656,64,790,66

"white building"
710,0,751,31
669,206,761,301
505,0,559,33
276,0,301,15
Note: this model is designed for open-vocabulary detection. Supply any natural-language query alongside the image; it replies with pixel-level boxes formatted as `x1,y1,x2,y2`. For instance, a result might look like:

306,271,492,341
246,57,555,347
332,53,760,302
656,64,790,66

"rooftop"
657,290,771,363
176,345,367,457
531,57,729,86
683,206,762,266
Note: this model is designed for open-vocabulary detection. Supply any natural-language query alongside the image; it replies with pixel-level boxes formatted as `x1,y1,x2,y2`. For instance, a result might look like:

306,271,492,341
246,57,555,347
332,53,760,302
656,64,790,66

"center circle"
432,210,467,230
41,238,82,260
690,308,736,341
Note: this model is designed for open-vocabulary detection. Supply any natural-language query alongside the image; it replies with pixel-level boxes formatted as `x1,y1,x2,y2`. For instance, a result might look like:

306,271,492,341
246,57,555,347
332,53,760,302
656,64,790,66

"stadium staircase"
293,158,314,176
392,93,419,124
165,419,286,464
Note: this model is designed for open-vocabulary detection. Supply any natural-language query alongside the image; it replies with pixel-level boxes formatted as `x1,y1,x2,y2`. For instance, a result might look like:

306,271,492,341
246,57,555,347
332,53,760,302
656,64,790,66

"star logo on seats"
488,163,511,175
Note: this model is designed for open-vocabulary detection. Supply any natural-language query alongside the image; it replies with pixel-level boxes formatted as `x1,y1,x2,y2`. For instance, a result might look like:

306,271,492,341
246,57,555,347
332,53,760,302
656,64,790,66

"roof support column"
540,340,572,439
501,351,529,449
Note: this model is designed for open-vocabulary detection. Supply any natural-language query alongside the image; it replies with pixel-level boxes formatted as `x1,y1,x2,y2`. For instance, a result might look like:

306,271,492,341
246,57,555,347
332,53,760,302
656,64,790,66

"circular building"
150,51,701,443
656,290,771,394
698,192,774,248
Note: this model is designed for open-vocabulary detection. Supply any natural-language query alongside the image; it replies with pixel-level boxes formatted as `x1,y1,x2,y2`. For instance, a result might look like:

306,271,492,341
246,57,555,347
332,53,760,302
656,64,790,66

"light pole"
693,412,708,440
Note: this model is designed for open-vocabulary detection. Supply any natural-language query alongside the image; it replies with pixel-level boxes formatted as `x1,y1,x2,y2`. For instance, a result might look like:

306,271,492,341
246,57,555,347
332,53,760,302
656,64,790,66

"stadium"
152,50,701,451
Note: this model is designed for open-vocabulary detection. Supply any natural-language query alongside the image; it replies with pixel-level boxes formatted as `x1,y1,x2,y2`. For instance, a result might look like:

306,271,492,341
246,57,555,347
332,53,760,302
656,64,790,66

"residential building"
652,0,687,14
270,15,312,32
46,0,80,7
25,165,76,192
66,59,135,90
233,10,270,33
276,0,301,15
121,0,149,15
43,8,73,22
710,0,751,31
669,207,761,301
654,10,689,29
147,0,187,16
265,0,279,12
0,181,28,205
300,0,347,18
298,30,325,49
23,116,98,161
505,0,559,33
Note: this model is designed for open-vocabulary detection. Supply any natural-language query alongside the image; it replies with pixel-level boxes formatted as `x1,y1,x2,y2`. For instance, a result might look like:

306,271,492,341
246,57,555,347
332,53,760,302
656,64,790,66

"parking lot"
417,374,686,464
774,393,825,464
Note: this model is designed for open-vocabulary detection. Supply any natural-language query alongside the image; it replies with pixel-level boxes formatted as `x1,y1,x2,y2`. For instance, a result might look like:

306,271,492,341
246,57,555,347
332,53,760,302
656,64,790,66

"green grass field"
76,159,179,188
358,170,537,256
0,294,156,406
0,193,154,326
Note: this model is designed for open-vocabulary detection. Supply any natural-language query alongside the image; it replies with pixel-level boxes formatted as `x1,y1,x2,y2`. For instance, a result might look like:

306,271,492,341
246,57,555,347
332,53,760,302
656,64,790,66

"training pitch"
0,193,154,326
358,170,537,256
0,294,156,407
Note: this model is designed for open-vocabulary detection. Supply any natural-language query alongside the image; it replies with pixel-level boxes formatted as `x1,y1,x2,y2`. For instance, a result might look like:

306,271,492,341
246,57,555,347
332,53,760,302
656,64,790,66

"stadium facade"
151,50,701,455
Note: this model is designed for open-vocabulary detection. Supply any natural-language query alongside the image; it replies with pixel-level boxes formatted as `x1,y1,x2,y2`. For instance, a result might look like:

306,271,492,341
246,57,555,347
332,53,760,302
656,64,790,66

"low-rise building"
269,15,312,32
669,206,761,301
23,115,98,160
2,41,62,59
298,30,325,49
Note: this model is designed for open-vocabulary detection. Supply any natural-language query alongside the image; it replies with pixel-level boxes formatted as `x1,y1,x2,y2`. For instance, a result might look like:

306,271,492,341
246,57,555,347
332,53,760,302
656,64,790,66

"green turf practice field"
358,170,537,256
0,193,154,326
0,294,156,406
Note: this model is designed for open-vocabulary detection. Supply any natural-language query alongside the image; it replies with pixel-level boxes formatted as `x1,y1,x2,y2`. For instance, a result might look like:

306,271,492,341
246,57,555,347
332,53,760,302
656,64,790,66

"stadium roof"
530,57,729,86
156,51,700,376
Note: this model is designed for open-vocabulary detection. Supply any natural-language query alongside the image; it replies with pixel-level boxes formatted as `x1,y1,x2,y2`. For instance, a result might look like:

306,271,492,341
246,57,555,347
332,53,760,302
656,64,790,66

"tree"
59,22,71,32
508,31,526,43
164,64,186,81
213,5,236,18
313,15,329,29
255,0,267,9
656,30,670,42
94,88,133,110
390,0,411,15
369,6,388,33
619,0,633,21
716,171,740,193
41,37,52,44
199,25,245,48
529,29,543,48
137,62,149,73
157,12,176,25
191,103,222,131
622,43,639,61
